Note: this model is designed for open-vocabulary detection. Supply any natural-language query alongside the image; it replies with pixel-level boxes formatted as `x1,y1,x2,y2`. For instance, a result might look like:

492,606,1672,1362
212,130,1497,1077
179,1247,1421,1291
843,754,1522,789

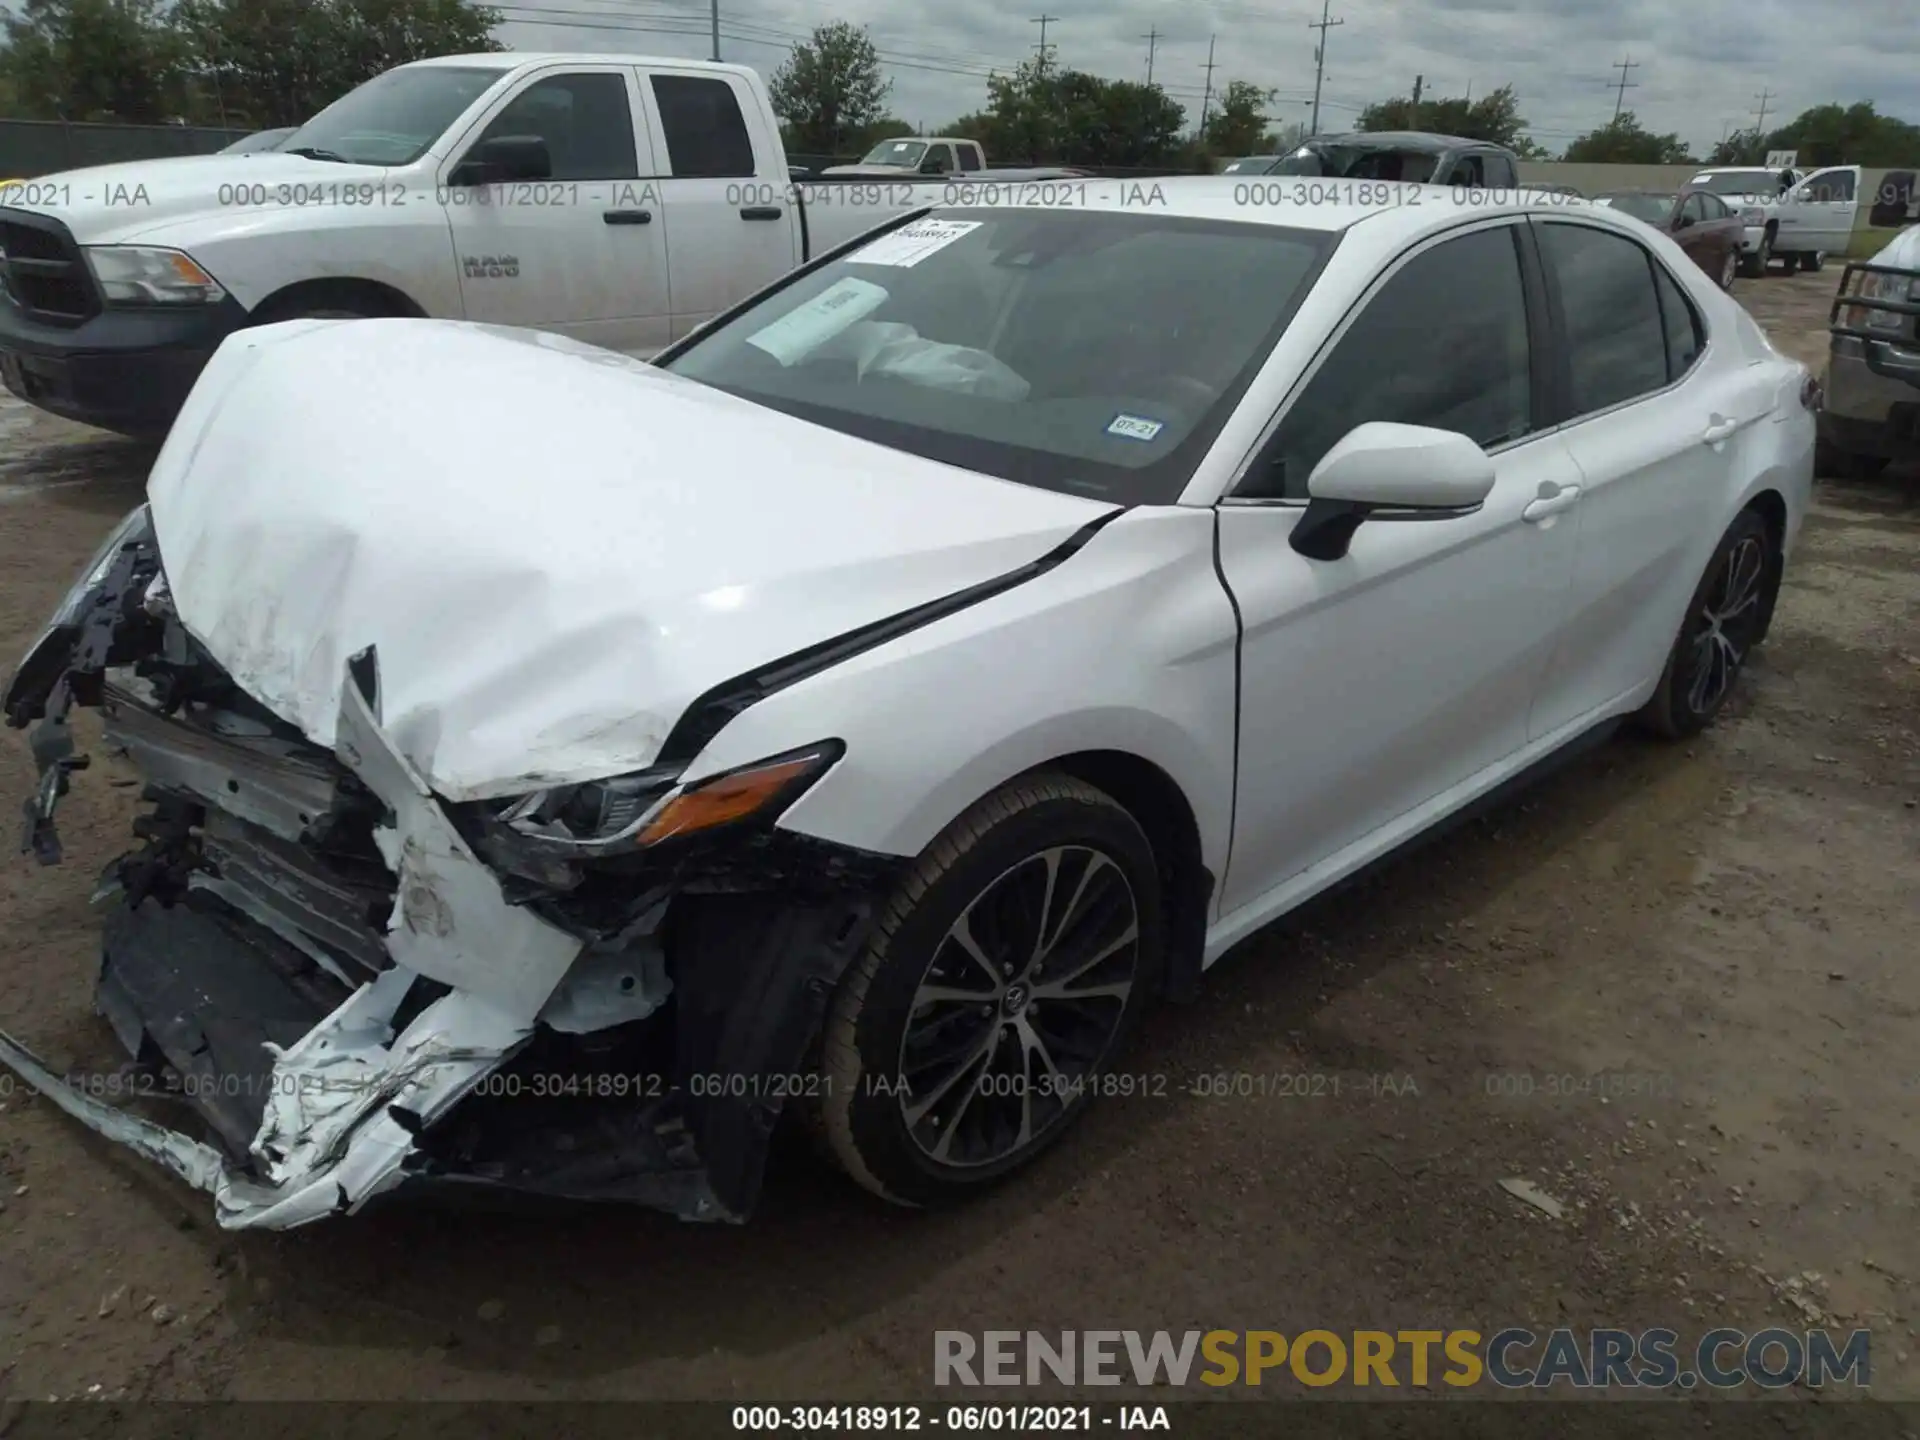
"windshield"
1596,193,1673,225
861,140,927,168
661,208,1334,504
1268,144,1439,182
1690,170,1785,199
220,127,294,154
280,65,501,166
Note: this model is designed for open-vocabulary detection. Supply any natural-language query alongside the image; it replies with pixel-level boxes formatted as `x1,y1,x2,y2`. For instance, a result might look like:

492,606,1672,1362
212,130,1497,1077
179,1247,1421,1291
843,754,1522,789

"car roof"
406,52,760,80
939,174,1607,237
1314,130,1496,152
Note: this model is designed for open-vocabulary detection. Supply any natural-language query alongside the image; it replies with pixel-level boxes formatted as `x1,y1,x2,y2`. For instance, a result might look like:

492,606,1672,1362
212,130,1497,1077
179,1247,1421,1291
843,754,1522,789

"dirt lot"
0,271,1915,1406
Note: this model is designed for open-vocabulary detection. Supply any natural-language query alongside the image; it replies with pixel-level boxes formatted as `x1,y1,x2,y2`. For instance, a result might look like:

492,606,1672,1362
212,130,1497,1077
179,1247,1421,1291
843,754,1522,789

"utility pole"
1609,56,1639,122
1198,35,1217,138
1030,14,1058,74
1410,74,1422,129
1464,78,1472,105
1307,0,1343,136
1142,26,1160,86
1753,87,1773,136
710,0,719,61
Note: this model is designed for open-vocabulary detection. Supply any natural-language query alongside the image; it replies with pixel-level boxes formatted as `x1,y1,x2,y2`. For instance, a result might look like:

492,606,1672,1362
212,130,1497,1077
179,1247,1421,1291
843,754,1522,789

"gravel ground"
0,270,1915,1405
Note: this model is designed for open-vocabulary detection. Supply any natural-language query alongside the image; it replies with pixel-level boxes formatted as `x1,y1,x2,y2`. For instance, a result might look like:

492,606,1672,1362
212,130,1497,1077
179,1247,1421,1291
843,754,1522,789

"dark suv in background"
1222,131,1522,187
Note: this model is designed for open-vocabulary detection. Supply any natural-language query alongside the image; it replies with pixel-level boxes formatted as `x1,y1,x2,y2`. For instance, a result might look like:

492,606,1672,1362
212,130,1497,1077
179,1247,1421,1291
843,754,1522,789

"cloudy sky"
495,0,1918,157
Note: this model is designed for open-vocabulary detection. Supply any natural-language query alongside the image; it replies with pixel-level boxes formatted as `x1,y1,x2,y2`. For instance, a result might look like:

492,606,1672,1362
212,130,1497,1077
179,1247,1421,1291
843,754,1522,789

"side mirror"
451,134,551,186
1290,422,1495,561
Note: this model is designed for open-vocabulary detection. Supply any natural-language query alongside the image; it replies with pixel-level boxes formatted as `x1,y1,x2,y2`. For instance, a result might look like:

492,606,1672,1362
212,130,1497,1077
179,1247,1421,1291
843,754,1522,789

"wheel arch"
1036,749,1212,1004
1742,486,1789,644
247,276,427,323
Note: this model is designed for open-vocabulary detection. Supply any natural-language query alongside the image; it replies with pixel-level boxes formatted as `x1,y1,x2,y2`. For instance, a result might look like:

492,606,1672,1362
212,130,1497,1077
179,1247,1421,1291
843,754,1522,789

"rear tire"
1798,251,1827,273
817,772,1163,1207
1635,508,1777,740
1718,248,1738,290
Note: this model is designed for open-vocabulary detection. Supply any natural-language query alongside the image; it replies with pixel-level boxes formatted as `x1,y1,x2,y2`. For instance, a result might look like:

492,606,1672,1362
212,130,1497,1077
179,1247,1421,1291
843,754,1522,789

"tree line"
2,2,1915,173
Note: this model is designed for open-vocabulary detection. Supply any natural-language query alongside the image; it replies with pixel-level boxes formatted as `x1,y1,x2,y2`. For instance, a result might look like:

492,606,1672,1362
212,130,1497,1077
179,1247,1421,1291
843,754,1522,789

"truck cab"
819,137,985,178
1686,163,1862,277
0,53,936,438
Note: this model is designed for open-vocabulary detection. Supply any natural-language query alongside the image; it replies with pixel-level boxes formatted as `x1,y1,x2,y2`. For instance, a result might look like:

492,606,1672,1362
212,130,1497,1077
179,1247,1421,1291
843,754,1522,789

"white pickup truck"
0,53,950,438
1686,163,1863,278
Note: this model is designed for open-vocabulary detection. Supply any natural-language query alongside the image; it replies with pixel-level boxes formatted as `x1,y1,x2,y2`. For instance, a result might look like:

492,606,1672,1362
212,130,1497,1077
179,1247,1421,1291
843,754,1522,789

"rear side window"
1255,224,1533,498
474,73,637,181
1653,263,1704,382
959,143,982,172
1483,153,1517,187
1539,222,1670,417
651,74,756,178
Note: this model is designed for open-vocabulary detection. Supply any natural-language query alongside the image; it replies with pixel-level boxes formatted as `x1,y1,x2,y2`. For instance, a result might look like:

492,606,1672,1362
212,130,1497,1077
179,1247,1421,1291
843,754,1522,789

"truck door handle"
1702,415,1741,444
740,206,783,221
1522,483,1582,523
603,209,652,225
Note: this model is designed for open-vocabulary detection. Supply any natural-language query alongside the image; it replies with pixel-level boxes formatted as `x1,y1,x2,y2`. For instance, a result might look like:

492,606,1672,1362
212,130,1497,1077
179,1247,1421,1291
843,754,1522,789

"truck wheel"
1798,251,1826,274
1816,436,1890,480
1738,234,1771,278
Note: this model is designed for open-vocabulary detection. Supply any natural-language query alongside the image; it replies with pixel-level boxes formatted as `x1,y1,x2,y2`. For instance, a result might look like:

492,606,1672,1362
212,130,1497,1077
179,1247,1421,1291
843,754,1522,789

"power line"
1307,0,1343,135
1142,26,1159,87
1608,56,1639,122
1197,34,1217,136
1030,14,1058,74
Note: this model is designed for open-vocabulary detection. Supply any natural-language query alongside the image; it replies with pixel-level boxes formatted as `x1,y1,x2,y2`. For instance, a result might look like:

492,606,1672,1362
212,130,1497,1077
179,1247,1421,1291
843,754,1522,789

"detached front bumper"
0,512,892,1228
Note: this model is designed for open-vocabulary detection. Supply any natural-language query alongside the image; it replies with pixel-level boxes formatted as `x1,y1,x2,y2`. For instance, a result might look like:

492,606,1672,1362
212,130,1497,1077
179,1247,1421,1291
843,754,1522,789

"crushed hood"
6,153,403,244
146,319,1112,801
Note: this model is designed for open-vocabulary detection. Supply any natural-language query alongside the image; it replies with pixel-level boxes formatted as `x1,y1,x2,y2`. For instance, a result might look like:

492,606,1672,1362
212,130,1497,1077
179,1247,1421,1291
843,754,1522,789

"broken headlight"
495,741,845,857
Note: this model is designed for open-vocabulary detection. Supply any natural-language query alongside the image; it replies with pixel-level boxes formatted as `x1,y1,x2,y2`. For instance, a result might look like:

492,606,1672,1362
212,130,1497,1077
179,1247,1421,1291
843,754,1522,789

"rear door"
1525,217,1764,736
439,65,670,353
641,68,801,340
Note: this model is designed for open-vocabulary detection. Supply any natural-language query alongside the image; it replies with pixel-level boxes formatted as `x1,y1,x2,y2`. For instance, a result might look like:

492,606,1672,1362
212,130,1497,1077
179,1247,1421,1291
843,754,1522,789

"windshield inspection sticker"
848,219,983,268
1106,413,1166,442
745,276,891,365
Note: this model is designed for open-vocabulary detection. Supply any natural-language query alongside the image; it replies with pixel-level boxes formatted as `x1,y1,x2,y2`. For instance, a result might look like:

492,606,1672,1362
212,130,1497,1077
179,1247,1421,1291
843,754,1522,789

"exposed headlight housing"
4,504,155,726
495,741,845,858
84,246,227,306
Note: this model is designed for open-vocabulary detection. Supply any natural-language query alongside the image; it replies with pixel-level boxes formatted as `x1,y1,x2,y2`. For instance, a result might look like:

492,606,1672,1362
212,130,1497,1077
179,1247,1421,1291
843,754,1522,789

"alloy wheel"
1682,533,1767,717
896,845,1140,1168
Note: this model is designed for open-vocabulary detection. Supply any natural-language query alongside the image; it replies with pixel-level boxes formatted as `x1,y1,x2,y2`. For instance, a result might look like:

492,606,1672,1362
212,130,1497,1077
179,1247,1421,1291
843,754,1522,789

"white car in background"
1688,164,1863,276
1,183,1815,1230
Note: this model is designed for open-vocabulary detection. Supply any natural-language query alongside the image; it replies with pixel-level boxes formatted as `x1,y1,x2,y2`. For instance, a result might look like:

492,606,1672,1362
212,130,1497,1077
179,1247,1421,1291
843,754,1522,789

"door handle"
603,209,652,225
1522,484,1582,523
1702,415,1741,444
740,206,783,221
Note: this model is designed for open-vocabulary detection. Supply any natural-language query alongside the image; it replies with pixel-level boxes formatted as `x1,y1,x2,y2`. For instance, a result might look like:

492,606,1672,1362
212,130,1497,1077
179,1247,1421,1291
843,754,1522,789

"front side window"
1679,192,1708,224
283,65,501,166
1250,225,1534,499
925,144,955,174
1802,169,1856,203
1538,222,1670,417
651,75,755,178
470,73,638,181
663,210,1334,504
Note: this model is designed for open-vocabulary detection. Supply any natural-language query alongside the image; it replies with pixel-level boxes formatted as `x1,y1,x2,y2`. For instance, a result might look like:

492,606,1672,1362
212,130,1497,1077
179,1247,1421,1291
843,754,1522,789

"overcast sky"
495,0,1919,157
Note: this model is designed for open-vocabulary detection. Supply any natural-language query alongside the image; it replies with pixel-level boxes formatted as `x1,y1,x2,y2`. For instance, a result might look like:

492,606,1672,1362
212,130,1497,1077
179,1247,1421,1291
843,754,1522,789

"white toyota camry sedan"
2,180,1814,1229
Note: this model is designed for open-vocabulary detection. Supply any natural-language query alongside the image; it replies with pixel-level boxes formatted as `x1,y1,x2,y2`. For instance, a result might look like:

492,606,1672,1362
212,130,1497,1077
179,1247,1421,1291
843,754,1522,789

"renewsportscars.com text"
933,1328,1871,1390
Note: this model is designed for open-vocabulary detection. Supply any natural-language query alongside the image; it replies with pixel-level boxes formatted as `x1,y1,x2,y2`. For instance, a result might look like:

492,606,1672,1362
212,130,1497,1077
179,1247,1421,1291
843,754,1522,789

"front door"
1215,221,1582,918
440,65,670,353
1795,166,1861,255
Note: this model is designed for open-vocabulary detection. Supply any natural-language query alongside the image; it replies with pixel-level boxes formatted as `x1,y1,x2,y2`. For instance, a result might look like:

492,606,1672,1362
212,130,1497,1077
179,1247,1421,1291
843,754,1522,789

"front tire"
1739,234,1771,278
1636,508,1777,739
818,772,1163,1207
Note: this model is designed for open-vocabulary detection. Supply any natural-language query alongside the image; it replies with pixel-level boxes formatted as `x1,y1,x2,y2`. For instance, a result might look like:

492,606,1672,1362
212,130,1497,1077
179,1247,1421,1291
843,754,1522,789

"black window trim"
1529,214,1715,432
1221,214,1550,508
442,63,644,182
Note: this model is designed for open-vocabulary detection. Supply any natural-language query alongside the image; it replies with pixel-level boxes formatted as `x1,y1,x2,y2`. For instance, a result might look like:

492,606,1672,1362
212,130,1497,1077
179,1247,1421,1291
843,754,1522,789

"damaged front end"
0,507,898,1228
